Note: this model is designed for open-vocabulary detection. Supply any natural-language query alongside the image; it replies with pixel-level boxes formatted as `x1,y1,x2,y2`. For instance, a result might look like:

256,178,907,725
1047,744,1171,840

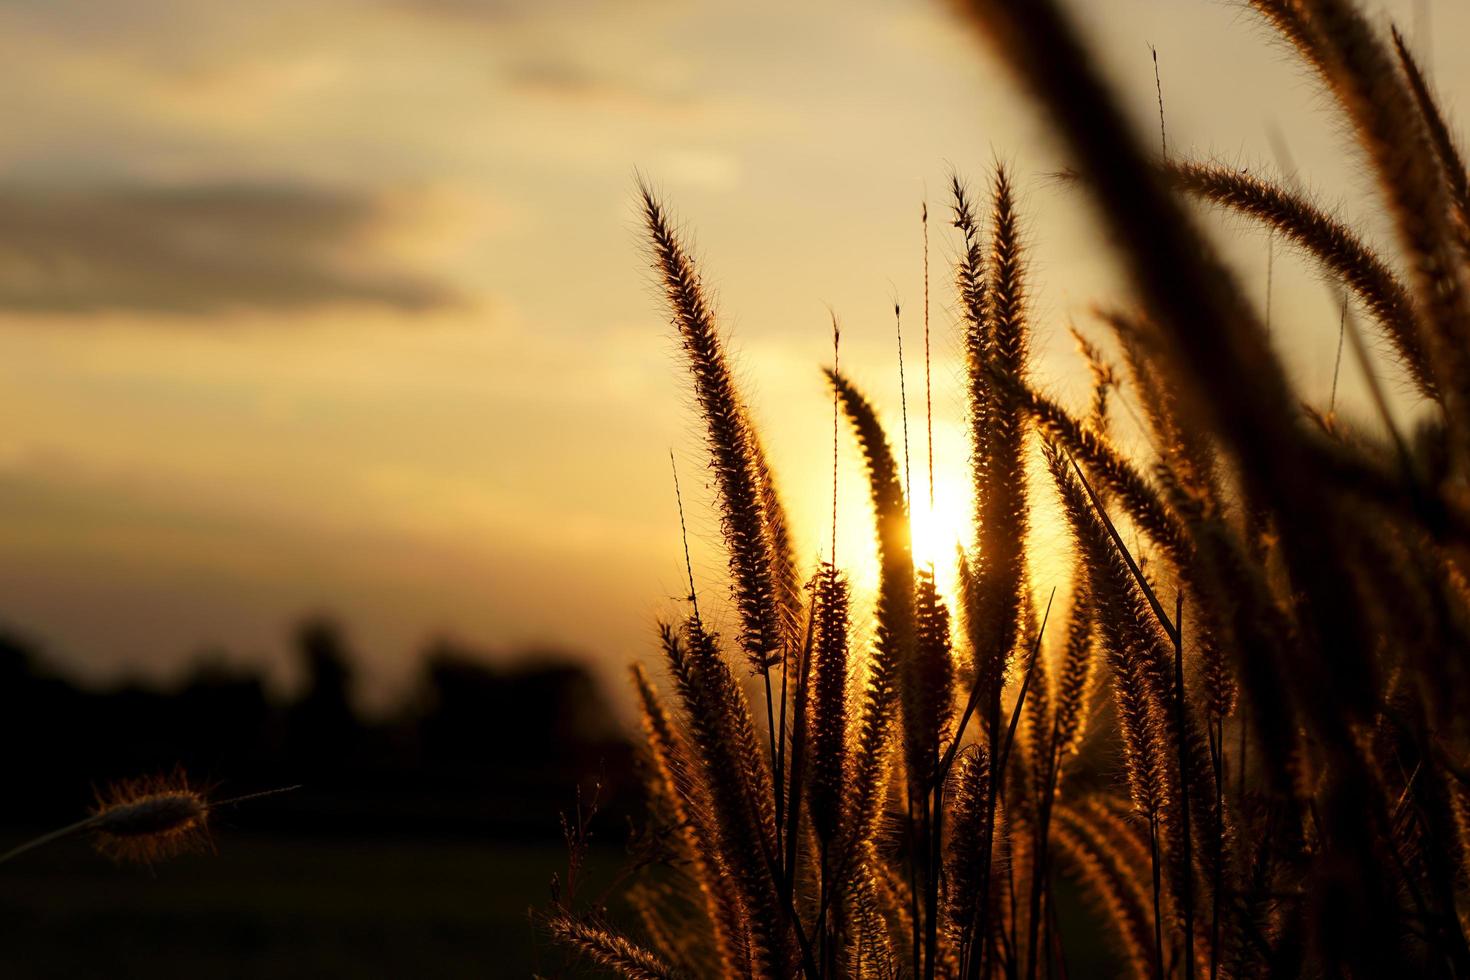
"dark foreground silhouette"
0,617,636,839
0,618,638,978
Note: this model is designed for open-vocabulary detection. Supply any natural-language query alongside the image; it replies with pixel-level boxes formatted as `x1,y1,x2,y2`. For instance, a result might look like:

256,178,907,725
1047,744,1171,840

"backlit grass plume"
1166,159,1434,399
544,1,1470,975
0,772,297,868
89,773,211,864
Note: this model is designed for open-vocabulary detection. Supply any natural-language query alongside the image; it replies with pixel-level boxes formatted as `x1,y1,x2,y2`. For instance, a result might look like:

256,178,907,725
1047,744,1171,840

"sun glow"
905,470,972,608
821,413,980,619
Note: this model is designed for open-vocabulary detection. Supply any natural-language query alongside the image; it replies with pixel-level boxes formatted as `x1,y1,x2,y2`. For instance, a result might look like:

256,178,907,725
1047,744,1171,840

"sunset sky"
1,0,1463,708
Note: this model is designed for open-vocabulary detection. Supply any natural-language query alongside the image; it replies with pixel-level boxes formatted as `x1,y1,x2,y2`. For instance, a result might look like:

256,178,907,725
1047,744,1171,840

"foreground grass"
541,0,1470,975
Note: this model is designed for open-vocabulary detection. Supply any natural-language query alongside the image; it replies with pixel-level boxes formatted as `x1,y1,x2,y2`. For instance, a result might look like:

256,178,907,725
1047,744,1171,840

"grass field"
0,833,620,978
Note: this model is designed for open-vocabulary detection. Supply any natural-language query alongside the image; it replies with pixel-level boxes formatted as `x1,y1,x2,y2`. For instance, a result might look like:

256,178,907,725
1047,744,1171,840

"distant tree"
285,617,361,771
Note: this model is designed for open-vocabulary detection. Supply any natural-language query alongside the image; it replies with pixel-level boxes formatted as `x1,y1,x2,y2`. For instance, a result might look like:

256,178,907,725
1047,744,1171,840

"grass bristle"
543,912,685,980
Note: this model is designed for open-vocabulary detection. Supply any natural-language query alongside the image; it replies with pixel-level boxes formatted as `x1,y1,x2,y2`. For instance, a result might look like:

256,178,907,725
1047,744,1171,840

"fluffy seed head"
91,773,210,865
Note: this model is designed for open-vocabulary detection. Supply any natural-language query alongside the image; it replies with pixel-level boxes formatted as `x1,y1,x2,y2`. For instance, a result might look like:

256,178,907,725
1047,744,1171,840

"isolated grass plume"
0,771,297,868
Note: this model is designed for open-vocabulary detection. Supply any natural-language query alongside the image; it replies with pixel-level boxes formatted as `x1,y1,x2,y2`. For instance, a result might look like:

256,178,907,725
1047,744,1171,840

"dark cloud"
502,57,691,110
0,182,459,315
387,0,518,17
504,58,607,98
386,0,618,24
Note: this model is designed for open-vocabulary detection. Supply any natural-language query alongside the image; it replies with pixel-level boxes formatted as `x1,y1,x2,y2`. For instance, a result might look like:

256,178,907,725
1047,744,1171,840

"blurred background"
0,621,635,975
0,0,1465,975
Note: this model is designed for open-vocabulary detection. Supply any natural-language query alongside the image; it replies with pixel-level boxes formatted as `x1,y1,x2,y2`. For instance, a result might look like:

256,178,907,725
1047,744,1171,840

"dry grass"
543,0,1470,975
0,771,297,868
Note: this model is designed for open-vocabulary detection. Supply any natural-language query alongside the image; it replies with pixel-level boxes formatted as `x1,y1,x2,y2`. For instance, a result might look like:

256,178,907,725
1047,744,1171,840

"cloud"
501,56,696,114
0,182,461,315
385,0,650,25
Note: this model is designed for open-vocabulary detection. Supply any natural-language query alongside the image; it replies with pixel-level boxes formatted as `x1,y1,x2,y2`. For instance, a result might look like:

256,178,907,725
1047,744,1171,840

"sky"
0,0,1464,708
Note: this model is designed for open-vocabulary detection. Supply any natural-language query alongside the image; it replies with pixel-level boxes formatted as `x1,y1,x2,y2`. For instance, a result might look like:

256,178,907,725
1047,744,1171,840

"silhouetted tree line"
0,618,635,839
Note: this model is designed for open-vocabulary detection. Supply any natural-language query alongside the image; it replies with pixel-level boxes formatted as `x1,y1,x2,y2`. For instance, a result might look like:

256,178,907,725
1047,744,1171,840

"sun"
823,422,977,615
905,473,972,605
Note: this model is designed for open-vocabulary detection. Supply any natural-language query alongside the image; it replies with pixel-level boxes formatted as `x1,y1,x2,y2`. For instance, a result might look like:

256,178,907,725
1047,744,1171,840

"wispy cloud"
385,0,666,26
0,182,461,315
502,56,695,112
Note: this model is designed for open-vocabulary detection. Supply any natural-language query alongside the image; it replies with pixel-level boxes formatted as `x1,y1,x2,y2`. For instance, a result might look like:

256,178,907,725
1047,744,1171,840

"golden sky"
0,0,1463,705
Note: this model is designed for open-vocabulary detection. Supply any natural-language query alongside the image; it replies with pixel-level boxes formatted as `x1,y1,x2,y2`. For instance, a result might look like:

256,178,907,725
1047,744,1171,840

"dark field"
0,833,622,979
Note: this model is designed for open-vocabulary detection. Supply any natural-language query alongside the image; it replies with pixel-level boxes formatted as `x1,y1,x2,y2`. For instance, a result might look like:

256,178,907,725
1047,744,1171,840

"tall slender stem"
1150,814,1165,980
1174,591,1195,980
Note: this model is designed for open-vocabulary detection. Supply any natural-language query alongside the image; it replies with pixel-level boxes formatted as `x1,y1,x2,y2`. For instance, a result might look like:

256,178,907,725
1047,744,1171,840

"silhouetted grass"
545,1,1470,975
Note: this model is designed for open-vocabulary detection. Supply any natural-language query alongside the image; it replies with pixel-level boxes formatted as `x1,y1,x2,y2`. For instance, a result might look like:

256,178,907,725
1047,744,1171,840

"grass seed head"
90,772,211,865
